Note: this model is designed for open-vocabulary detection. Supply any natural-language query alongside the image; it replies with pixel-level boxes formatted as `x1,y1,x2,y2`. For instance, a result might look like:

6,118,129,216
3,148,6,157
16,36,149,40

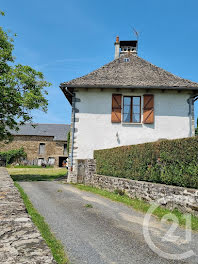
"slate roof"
61,54,198,89
10,124,70,141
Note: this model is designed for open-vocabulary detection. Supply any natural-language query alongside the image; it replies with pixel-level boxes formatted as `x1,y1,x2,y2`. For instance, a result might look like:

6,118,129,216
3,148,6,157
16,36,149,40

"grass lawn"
73,184,198,232
15,182,69,264
8,167,67,181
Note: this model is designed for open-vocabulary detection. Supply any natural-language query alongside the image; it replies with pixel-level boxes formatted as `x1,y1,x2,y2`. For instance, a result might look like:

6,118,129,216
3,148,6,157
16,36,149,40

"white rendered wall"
74,89,191,159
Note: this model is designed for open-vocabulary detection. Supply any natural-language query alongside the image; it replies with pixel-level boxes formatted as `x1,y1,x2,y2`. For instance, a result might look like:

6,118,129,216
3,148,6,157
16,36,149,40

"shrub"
94,137,198,189
67,131,70,154
0,147,27,165
195,118,198,136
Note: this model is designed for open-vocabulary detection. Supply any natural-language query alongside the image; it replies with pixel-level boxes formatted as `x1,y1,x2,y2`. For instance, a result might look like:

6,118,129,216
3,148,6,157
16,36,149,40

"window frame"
39,143,45,155
63,144,67,155
123,96,141,123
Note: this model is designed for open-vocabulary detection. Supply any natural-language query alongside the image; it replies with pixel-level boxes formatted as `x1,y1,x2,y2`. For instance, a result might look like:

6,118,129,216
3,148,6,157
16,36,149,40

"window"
63,144,67,155
39,143,45,154
123,96,141,123
48,157,55,165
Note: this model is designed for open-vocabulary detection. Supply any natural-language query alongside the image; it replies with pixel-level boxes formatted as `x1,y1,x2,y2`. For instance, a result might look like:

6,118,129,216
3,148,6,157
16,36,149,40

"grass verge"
8,168,67,181
73,184,198,231
15,182,69,264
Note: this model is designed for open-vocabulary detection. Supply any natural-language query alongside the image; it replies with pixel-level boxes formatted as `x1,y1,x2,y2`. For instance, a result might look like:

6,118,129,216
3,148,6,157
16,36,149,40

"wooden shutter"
111,94,122,123
143,94,154,124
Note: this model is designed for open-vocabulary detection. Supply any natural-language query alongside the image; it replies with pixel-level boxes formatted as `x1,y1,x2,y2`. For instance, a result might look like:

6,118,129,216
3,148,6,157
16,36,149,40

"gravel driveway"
19,181,198,264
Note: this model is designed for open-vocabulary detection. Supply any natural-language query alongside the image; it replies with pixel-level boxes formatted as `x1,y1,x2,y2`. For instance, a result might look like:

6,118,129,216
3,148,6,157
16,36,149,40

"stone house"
0,124,70,167
60,37,198,181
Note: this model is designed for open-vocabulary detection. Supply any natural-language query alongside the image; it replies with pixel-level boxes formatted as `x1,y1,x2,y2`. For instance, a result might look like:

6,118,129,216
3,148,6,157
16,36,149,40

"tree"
0,11,51,141
67,131,70,154
195,117,198,136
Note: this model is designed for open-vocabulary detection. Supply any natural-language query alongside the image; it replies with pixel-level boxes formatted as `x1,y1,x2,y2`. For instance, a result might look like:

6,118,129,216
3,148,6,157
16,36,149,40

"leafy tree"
67,131,70,154
0,147,27,165
0,11,51,141
195,117,198,136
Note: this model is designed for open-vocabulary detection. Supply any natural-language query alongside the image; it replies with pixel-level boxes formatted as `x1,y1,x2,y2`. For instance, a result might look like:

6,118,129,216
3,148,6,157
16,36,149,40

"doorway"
59,156,67,167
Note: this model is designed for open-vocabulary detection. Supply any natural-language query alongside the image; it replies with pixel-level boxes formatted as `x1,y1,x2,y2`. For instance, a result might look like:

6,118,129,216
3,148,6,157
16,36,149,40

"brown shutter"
111,94,122,123
143,94,154,124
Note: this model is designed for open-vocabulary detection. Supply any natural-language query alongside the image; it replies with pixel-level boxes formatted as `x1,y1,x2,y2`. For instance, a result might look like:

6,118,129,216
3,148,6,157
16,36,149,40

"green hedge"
0,147,27,164
94,137,198,189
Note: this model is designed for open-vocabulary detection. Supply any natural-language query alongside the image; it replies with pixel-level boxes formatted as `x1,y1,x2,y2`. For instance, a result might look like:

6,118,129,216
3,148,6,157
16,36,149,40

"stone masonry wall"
0,167,56,263
67,93,79,182
0,135,67,167
82,159,198,216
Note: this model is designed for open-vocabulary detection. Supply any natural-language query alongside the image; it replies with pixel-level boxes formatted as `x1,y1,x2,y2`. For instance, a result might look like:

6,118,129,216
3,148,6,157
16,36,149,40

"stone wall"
67,93,80,182
0,135,67,167
0,167,56,263
67,159,96,183
80,159,198,216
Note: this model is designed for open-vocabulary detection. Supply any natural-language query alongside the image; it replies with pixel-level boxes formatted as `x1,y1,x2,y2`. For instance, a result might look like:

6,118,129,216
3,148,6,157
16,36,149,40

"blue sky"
1,0,198,125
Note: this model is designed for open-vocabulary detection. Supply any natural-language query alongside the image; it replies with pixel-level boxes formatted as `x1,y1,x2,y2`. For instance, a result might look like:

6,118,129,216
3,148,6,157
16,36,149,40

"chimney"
120,40,138,56
114,36,120,59
114,37,138,59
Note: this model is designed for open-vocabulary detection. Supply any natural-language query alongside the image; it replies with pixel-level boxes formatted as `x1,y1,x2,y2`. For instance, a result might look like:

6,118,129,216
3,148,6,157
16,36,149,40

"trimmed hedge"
94,137,198,189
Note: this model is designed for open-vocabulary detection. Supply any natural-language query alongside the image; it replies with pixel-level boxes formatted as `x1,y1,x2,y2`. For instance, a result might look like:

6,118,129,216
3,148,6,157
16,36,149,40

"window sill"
122,122,143,126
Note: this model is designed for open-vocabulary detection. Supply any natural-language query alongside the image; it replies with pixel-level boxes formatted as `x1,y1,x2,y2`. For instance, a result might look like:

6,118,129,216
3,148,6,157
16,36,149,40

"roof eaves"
61,84,198,91
60,85,73,105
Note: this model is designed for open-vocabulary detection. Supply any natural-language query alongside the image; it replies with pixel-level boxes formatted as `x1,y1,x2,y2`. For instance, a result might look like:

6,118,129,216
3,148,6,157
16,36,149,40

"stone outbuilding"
0,123,70,167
